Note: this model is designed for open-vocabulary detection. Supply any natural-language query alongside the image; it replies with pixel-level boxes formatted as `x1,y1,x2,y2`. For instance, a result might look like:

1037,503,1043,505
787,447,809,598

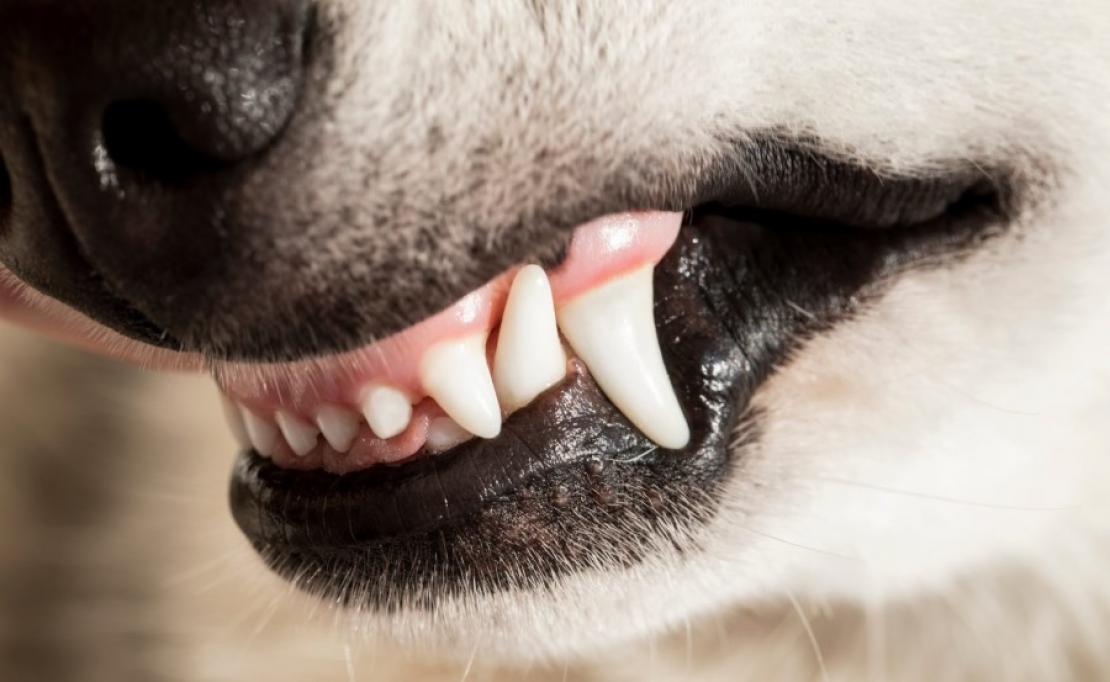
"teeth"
240,407,278,458
220,395,250,449
421,333,502,439
493,265,567,412
426,416,474,452
316,404,360,452
359,384,413,439
275,410,319,457
556,264,690,449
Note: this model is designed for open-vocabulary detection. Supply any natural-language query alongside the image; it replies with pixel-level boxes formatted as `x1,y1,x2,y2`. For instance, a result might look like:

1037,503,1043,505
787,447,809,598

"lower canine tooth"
421,333,502,439
359,384,413,439
493,265,567,412
316,404,360,452
275,410,319,457
426,416,473,452
556,264,690,449
240,407,278,458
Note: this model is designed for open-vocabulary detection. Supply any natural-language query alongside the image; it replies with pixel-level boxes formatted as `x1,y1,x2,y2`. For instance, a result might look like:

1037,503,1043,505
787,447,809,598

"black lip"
230,182,1007,605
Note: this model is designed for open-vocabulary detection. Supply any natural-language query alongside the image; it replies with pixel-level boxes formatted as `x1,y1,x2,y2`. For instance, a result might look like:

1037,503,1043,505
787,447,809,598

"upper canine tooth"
220,395,250,449
420,333,502,439
493,265,567,412
240,407,278,458
359,384,413,439
275,410,319,457
556,264,690,449
316,404,360,452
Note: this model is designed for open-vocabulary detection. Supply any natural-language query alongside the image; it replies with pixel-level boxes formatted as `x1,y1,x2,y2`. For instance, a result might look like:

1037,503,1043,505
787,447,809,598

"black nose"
0,0,313,345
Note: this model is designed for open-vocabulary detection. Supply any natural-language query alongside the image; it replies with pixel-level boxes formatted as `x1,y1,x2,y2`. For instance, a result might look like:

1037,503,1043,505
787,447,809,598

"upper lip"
215,211,689,472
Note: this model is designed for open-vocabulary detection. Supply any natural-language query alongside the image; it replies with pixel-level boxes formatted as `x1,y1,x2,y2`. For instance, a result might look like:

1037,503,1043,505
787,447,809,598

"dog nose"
0,0,313,344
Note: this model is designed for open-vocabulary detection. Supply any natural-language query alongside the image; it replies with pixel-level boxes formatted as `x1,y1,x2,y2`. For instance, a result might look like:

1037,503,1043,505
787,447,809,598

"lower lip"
230,361,682,543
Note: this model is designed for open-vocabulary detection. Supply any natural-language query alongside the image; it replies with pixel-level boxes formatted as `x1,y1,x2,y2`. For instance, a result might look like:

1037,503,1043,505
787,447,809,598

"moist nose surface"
0,0,312,344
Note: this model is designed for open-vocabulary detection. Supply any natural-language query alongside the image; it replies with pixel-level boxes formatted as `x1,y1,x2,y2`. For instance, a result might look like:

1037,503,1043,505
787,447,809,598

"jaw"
228,165,1010,630
313,177,1110,662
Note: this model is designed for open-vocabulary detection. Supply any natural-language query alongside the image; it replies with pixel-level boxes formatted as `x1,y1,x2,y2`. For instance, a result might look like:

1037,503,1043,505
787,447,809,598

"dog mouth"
0,119,1013,606
226,150,1010,604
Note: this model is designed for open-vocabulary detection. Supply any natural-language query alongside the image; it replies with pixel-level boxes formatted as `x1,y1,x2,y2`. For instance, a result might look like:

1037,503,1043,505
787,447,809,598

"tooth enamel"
421,333,502,439
556,264,690,449
275,410,319,457
220,395,250,449
240,407,278,458
359,384,413,440
426,416,474,452
493,265,567,412
316,404,360,452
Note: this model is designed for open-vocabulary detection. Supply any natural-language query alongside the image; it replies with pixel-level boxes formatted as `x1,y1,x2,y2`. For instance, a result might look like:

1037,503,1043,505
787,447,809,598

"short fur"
1,0,1110,680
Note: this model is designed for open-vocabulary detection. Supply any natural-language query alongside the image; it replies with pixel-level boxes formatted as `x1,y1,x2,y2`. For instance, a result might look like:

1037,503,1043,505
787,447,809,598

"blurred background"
0,320,528,682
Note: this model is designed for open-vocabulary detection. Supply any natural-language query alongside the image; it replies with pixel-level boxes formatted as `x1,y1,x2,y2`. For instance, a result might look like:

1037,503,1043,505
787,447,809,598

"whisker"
459,639,480,682
737,524,858,561
786,586,830,682
814,475,1079,511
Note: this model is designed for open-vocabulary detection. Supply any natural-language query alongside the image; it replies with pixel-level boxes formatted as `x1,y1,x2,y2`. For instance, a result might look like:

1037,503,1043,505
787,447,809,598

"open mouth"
226,146,1010,605
217,211,689,472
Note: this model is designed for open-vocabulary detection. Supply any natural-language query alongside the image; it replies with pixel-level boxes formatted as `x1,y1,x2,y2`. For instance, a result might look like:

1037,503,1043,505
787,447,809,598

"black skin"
231,185,1007,608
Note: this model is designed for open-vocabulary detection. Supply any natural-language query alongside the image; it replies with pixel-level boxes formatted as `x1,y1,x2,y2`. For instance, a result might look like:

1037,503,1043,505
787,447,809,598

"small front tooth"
425,416,473,453
557,264,690,449
316,404,360,452
275,410,319,457
220,395,250,449
421,333,502,439
493,265,567,412
359,385,413,439
240,407,278,458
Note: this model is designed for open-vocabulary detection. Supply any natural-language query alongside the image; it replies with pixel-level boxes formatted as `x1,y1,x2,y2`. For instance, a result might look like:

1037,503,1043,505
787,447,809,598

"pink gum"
216,211,683,417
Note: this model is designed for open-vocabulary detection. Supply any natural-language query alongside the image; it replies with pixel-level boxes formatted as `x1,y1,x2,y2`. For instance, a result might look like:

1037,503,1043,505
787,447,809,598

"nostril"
101,100,225,185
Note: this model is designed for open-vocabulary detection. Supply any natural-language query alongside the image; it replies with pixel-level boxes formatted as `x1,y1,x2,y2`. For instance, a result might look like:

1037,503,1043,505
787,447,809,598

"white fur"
3,0,1110,679
291,0,1110,665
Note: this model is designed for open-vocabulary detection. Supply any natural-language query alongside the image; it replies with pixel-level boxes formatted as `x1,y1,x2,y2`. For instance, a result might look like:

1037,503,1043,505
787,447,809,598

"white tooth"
420,333,502,439
425,416,474,453
557,264,690,449
220,395,250,449
359,384,413,440
493,265,567,412
275,410,319,457
315,404,360,452
240,407,278,458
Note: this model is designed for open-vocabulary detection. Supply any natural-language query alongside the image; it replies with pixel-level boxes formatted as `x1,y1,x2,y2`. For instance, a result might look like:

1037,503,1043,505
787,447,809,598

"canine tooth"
426,416,473,452
275,410,319,457
240,407,278,458
421,333,502,439
359,385,413,439
316,404,360,452
220,395,250,449
557,265,690,449
493,265,567,412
